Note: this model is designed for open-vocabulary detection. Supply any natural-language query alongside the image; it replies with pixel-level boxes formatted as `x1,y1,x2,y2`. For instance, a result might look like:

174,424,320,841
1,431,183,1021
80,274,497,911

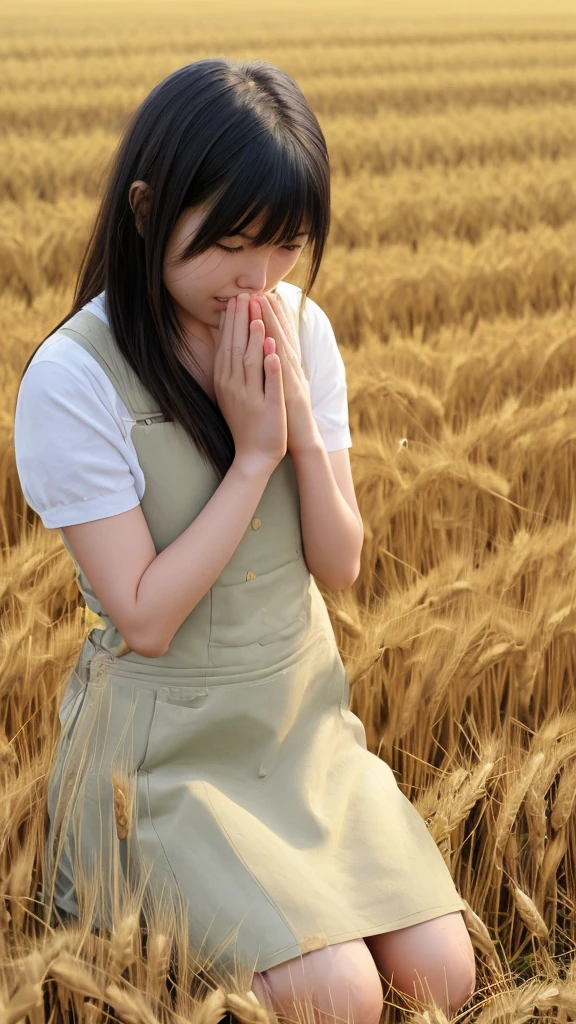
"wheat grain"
110,914,139,973
48,952,104,1000
511,885,549,940
83,1004,104,1024
473,980,559,1024
146,932,171,983
541,828,569,887
111,773,131,841
551,757,576,831
461,901,501,967
225,990,271,1024
0,982,44,1024
334,609,363,637
494,752,545,860
104,982,161,1024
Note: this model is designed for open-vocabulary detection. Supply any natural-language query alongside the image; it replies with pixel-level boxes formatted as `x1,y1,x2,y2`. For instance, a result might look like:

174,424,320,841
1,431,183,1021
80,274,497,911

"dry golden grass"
3,1,576,1021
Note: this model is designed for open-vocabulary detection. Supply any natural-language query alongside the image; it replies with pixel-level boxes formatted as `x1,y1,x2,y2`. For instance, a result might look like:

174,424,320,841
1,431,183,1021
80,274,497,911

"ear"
129,181,153,238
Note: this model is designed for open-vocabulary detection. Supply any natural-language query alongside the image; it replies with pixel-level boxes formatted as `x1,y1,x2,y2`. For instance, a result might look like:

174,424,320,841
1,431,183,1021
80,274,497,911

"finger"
231,293,250,385
261,295,300,396
244,318,265,394
269,293,296,349
258,294,275,342
261,295,290,370
263,344,284,402
269,295,305,381
215,298,235,379
262,335,275,389
214,309,226,356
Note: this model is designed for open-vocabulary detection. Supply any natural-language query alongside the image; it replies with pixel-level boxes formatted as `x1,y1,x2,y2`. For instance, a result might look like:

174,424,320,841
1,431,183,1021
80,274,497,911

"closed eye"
216,243,303,253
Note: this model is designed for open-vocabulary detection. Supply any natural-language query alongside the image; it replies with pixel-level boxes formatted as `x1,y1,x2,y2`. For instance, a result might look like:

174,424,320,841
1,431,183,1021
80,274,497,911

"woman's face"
162,200,310,338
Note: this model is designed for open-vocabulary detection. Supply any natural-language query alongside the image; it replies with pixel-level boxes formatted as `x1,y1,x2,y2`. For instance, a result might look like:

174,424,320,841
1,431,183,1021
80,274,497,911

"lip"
215,293,271,300
213,292,274,306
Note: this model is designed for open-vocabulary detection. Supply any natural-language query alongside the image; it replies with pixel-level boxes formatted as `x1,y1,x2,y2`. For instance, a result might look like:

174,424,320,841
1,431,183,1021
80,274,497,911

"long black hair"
20,58,330,479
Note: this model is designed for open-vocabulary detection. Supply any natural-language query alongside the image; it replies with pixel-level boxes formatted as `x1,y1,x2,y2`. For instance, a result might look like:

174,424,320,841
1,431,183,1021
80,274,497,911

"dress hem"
50,895,467,975
254,897,467,973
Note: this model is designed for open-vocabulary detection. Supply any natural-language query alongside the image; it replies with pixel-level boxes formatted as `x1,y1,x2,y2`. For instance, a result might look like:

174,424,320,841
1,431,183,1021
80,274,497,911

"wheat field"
2,0,576,1021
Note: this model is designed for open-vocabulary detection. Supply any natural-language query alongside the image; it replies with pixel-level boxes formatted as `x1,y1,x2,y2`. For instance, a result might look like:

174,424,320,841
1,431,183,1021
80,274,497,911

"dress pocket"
209,559,311,649
137,686,209,773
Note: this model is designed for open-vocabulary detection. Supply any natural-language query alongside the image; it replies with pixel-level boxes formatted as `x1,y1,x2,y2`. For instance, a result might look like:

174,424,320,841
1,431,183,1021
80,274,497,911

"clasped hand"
216,291,319,461
258,291,319,455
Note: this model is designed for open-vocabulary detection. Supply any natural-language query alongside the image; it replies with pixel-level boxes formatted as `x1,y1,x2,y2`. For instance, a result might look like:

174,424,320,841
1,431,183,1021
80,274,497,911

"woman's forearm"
134,456,274,656
292,440,363,591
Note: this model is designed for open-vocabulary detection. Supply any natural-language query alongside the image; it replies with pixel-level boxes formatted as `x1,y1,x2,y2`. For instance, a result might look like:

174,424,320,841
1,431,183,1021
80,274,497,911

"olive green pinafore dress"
42,308,465,982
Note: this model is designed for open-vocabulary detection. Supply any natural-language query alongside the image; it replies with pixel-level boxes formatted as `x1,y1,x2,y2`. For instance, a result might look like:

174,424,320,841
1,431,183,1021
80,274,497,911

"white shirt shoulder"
14,286,351,530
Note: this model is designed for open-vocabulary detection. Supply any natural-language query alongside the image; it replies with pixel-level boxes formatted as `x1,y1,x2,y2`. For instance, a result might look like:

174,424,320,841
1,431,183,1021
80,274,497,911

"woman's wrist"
232,452,281,482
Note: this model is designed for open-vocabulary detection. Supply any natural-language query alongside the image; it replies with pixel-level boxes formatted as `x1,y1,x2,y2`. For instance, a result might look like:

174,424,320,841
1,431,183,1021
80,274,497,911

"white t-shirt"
14,281,352,531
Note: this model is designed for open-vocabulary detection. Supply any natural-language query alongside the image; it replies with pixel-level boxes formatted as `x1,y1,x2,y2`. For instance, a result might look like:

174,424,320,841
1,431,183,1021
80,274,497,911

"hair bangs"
180,137,316,261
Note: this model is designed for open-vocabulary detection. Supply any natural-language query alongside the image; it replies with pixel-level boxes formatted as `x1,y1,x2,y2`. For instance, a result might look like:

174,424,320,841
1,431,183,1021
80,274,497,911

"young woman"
15,58,476,1021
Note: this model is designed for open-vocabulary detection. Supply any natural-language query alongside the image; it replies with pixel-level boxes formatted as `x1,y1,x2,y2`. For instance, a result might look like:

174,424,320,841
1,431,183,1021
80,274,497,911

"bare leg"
364,912,476,1016
251,938,384,1024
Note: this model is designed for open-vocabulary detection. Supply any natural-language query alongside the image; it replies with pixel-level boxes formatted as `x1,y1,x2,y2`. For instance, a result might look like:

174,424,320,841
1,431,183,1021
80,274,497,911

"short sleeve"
301,296,353,452
14,360,141,529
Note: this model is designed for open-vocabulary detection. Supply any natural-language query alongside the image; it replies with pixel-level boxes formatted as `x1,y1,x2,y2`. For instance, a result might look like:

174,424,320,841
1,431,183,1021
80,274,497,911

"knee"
389,957,475,1015
447,958,476,1012
252,939,384,1024
367,912,476,1014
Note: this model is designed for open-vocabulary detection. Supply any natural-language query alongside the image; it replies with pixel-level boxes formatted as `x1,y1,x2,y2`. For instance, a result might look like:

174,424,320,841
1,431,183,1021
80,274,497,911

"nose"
236,253,270,294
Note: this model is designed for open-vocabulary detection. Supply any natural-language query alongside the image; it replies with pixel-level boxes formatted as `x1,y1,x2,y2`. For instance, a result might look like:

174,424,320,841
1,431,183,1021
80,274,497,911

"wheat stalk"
83,1004,104,1023
48,952,104,1001
110,913,140,973
433,759,494,842
146,932,171,984
334,609,363,637
473,980,559,1024
81,1003,102,1019
541,827,569,886
188,986,228,1024
461,900,501,968
555,980,576,1017
494,752,545,859
411,1008,451,1024
104,982,161,1024
116,637,132,657
0,735,18,774
9,936,69,991
225,990,273,1024
551,757,576,831
0,981,45,1024
112,772,131,841
511,885,549,940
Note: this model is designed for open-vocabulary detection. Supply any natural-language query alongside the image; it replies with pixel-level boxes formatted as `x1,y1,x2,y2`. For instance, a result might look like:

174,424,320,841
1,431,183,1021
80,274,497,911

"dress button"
258,765,267,777
251,518,261,530
246,571,256,581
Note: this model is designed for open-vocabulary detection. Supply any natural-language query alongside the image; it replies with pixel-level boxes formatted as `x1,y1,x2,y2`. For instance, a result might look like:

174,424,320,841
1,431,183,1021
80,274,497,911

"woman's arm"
256,292,361,590
292,436,364,591
63,454,274,658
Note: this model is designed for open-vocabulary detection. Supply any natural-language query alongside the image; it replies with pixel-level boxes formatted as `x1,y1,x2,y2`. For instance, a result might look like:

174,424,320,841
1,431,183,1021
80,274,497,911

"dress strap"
57,309,162,421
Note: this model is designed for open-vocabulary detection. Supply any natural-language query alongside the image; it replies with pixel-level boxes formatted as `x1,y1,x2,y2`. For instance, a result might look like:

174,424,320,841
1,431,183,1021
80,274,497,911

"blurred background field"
2,0,576,1021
